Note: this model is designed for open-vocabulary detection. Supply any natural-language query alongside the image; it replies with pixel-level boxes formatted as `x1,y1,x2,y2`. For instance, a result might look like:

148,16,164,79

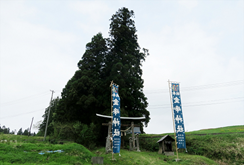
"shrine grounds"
0,125,243,165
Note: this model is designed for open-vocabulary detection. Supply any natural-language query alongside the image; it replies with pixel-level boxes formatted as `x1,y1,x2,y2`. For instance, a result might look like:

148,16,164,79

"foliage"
49,7,150,147
22,128,29,136
47,122,98,149
139,137,159,152
17,128,23,135
105,7,150,127
0,125,13,134
73,122,98,149
48,122,75,143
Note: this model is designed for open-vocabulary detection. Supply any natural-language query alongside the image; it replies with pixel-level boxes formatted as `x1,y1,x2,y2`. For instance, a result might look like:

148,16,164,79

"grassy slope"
141,125,244,137
0,134,94,165
0,133,216,165
187,125,244,134
140,125,244,165
186,133,244,164
93,148,217,165
1,125,244,165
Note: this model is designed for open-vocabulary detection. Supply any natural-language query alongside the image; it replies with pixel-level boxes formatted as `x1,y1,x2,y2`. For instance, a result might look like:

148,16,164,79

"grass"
140,125,244,138
0,134,94,165
1,125,244,164
186,125,244,134
0,133,216,165
185,133,244,164
0,142,94,165
139,125,244,165
93,148,217,165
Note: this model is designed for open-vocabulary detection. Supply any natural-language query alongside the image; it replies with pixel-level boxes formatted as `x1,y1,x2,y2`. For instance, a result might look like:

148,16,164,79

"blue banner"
171,83,186,149
112,84,121,153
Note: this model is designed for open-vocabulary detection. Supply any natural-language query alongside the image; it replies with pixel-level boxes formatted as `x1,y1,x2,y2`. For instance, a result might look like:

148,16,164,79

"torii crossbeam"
96,113,145,152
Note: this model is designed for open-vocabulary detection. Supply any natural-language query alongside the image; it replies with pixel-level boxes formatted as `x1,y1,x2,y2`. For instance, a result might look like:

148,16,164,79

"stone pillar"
158,142,162,154
108,122,111,136
91,157,103,164
131,122,135,150
105,122,112,153
129,137,132,151
162,141,165,152
136,134,140,152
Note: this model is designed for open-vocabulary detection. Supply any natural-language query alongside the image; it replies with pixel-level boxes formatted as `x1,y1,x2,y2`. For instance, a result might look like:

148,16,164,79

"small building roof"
157,135,174,143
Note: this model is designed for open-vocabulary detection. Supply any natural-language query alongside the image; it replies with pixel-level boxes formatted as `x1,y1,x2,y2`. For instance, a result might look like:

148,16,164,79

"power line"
148,97,244,109
0,102,50,109
145,80,244,94
0,109,44,119
1,97,243,119
149,97,244,107
0,91,50,106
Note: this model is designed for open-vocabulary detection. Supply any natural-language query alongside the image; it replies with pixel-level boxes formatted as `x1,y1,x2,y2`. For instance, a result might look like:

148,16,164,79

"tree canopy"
106,7,150,125
40,7,150,145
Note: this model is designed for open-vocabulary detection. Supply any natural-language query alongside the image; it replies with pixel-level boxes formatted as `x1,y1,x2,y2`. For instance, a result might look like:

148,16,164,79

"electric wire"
1,97,243,119
0,80,243,119
0,91,50,106
149,97,244,107
0,109,44,119
145,80,244,94
149,97,244,109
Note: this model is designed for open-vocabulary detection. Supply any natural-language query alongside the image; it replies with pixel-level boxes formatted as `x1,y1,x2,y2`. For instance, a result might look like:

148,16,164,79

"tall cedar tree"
50,8,150,144
54,33,107,125
104,7,150,127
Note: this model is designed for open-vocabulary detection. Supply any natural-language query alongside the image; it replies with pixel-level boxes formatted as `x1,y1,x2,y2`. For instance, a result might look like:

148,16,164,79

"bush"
139,137,159,152
48,122,98,149
73,122,98,149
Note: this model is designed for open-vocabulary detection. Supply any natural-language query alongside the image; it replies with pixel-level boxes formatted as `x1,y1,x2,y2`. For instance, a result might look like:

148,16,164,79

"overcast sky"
0,0,243,134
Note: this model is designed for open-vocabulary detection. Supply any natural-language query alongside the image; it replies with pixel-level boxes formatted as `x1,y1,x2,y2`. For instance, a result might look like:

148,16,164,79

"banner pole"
168,80,179,160
110,81,114,160
110,80,116,160
179,86,188,153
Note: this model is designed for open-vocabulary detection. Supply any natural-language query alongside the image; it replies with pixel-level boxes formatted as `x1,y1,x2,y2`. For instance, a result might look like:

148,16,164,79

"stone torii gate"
96,113,145,153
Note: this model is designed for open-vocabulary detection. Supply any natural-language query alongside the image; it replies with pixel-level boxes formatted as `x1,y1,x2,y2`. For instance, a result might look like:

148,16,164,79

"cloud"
178,0,198,10
140,22,222,87
69,1,113,37
140,20,243,133
0,1,37,21
0,0,79,132
0,0,243,134
69,1,111,23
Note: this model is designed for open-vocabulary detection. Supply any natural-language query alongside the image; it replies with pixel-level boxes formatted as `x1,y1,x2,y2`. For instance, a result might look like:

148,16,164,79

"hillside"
0,125,243,164
140,125,244,165
0,134,94,165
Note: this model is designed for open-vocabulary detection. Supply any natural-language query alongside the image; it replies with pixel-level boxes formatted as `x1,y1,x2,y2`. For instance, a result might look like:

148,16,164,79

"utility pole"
28,117,34,137
43,90,54,141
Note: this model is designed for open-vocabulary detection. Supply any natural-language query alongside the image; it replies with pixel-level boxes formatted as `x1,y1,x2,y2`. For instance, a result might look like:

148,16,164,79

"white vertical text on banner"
112,84,121,153
171,83,186,149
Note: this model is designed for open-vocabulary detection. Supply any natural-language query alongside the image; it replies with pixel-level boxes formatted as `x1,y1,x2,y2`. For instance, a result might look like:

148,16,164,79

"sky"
0,0,243,135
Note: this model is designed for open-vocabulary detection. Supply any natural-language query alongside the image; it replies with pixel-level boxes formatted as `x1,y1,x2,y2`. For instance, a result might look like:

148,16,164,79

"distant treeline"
0,125,35,136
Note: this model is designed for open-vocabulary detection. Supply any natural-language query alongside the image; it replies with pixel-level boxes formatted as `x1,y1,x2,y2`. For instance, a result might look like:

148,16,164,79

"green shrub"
73,122,98,149
139,137,159,152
